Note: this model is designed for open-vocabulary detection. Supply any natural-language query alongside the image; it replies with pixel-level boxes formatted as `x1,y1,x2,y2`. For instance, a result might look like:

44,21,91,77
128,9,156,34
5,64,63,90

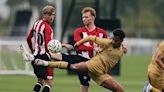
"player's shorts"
86,59,113,85
148,71,164,90
62,54,90,86
31,53,53,80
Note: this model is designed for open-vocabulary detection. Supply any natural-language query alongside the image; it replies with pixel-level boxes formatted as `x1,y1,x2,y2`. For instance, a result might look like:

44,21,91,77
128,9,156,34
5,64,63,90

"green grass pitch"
0,55,151,92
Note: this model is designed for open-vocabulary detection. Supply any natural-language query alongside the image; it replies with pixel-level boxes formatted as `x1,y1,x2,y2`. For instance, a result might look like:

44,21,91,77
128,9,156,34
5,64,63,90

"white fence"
124,38,160,55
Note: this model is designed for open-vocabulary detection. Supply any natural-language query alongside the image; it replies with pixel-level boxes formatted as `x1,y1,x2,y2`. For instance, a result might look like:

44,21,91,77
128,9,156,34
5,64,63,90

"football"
48,39,62,53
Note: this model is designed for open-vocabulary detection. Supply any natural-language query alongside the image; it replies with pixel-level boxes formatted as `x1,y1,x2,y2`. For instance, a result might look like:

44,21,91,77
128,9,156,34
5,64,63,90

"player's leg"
32,54,53,92
62,54,90,92
42,79,53,92
35,59,88,72
100,79,124,92
31,61,44,92
80,85,88,92
19,44,62,61
78,73,90,92
50,52,63,60
76,57,89,92
40,54,53,92
44,51,88,62
33,78,44,92
91,74,124,92
62,54,88,64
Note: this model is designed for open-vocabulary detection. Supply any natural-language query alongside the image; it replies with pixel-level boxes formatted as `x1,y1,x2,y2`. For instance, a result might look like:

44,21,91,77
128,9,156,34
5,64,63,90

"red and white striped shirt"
74,27,108,59
27,19,53,56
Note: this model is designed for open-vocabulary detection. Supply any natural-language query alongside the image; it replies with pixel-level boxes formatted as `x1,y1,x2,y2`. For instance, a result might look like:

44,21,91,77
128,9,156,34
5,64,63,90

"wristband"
94,37,97,42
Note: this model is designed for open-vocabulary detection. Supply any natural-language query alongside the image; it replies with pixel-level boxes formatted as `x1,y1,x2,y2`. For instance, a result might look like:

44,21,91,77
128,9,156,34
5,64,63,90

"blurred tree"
118,0,164,38
3,0,164,38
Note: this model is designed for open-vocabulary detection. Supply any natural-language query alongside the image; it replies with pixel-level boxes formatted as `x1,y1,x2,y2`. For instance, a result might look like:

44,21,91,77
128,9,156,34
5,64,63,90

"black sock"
67,63,70,69
33,82,42,92
162,89,164,92
42,85,51,92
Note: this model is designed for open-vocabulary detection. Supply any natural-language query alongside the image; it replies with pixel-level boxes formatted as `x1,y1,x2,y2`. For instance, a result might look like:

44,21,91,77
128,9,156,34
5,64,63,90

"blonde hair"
42,5,55,15
81,7,96,17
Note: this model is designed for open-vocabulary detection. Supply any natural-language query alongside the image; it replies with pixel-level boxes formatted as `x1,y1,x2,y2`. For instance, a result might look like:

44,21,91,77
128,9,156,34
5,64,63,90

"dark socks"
33,82,42,92
67,63,70,69
42,85,51,92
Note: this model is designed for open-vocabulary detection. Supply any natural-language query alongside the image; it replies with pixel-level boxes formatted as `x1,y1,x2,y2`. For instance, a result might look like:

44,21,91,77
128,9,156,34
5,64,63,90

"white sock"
147,83,152,92
36,59,48,66
42,60,48,66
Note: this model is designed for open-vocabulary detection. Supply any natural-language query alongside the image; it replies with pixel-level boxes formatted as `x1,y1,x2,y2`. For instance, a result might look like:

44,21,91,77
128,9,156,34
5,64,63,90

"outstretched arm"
49,52,63,60
62,43,74,50
75,36,111,47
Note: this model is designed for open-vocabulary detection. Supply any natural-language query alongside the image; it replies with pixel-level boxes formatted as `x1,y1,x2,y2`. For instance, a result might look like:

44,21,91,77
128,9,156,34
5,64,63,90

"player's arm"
75,36,111,47
74,29,94,51
96,29,108,49
26,29,33,51
45,27,52,51
102,29,108,38
155,51,164,70
61,43,74,50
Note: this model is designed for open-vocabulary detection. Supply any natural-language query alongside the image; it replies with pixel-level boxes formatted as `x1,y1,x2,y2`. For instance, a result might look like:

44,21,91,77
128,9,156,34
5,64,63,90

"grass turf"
0,55,151,92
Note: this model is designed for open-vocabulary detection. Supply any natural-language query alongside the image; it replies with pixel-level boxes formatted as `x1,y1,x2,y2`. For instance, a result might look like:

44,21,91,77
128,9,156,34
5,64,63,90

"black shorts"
62,54,91,86
31,53,53,80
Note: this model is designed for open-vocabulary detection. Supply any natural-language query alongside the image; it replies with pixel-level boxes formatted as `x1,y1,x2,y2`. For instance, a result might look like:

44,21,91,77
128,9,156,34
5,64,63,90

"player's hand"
74,42,79,50
19,44,34,61
62,43,74,50
122,45,128,54
121,43,128,54
94,46,103,53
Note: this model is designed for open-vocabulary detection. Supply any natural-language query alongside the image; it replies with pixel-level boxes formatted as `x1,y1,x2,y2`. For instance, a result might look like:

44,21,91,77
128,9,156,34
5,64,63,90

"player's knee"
78,74,90,86
44,80,53,87
38,79,44,84
114,85,124,92
111,83,124,92
70,64,78,70
70,64,83,71
117,87,124,92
